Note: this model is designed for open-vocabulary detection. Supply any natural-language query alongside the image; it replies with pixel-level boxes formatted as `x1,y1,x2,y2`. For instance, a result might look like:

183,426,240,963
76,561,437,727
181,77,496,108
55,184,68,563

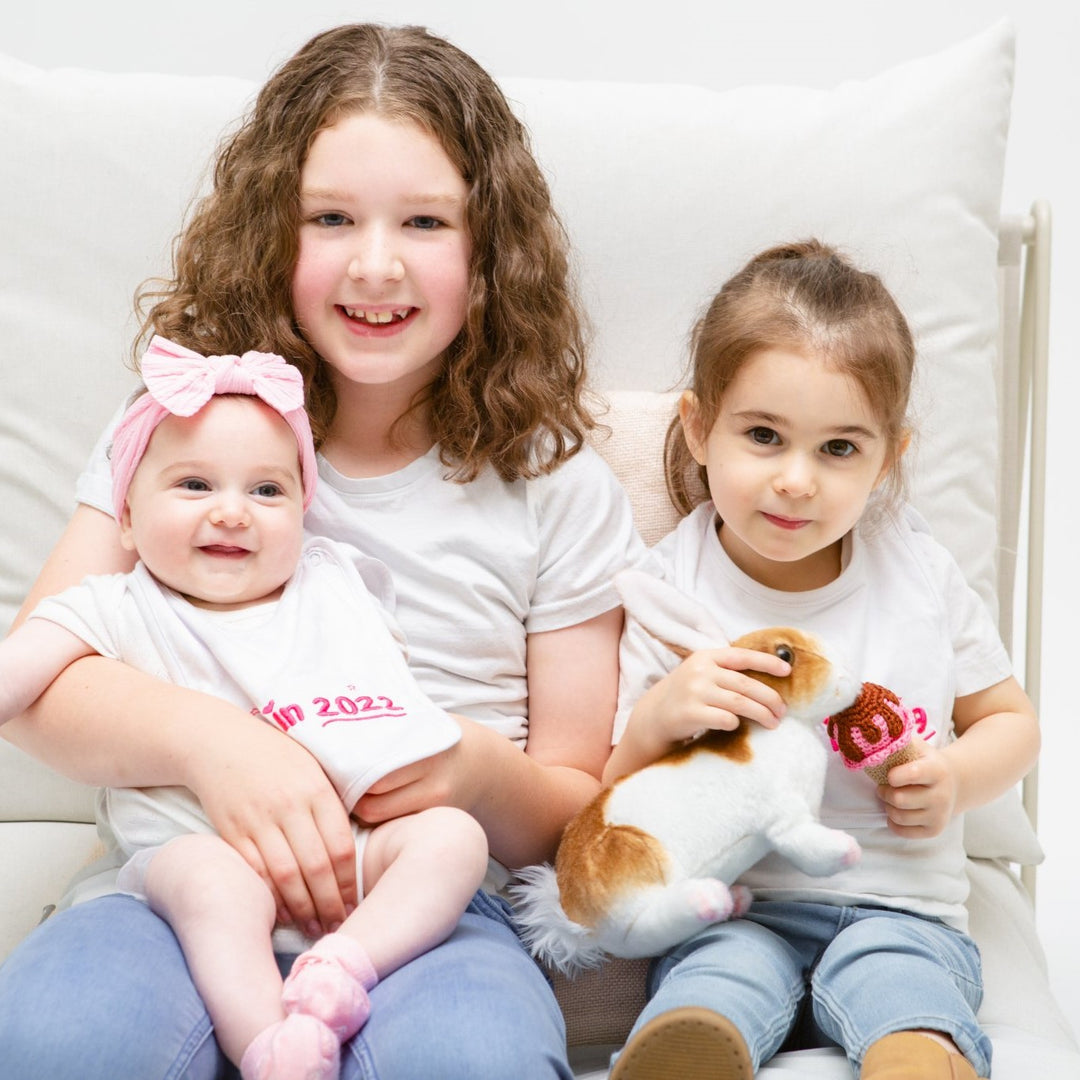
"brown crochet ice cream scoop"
824,682,921,784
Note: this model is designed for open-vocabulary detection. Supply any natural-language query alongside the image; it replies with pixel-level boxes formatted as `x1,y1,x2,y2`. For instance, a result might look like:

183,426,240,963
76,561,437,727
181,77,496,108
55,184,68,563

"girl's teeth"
344,308,410,324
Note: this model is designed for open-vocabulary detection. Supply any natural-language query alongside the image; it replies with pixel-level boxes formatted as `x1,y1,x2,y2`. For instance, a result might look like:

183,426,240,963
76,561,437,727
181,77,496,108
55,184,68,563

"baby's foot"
282,933,379,1041
239,1013,339,1080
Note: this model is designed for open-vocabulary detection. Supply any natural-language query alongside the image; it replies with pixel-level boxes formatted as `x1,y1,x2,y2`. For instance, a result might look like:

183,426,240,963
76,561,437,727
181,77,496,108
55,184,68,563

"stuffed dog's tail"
509,864,608,976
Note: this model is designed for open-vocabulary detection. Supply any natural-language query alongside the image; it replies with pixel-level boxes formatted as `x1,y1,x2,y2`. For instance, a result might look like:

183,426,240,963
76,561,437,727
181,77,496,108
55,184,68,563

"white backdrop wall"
3,0,1078,1040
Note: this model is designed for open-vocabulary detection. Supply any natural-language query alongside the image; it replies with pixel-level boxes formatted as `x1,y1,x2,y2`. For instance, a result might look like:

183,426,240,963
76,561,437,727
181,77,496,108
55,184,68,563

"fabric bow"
140,335,306,418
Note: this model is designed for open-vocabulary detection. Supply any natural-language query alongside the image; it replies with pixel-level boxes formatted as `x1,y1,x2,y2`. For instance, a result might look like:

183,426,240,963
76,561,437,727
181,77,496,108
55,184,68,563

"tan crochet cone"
864,740,921,785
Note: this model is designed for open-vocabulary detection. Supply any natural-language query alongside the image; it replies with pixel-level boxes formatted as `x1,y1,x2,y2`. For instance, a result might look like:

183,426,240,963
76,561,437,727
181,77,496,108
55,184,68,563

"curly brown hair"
137,24,592,481
666,239,915,515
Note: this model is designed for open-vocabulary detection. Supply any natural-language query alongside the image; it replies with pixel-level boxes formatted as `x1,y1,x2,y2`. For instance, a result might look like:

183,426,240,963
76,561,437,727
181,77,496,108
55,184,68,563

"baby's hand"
638,646,789,744
875,743,958,838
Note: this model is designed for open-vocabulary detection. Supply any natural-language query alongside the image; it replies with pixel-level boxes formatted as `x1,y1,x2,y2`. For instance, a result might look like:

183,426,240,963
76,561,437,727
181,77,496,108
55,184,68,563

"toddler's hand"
635,646,789,745
875,743,958,838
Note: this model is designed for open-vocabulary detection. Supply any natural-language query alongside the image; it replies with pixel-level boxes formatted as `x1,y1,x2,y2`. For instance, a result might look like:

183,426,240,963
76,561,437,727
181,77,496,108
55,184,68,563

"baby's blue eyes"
175,480,284,497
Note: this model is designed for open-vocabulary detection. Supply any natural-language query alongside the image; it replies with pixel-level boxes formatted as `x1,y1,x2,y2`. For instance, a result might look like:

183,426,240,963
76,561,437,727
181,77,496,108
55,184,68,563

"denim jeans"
627,900,990,1076
0,890,572,1080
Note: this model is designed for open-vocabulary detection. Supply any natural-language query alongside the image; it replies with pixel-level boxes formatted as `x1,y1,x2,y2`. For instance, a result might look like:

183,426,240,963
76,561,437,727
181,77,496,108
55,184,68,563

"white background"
3,0,1077,1039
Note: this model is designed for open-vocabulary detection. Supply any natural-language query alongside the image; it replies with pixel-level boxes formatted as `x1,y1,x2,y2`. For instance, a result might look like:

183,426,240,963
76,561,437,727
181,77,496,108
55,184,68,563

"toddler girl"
607,241,1039,1080
0,24,644,1080
0,337,489,1080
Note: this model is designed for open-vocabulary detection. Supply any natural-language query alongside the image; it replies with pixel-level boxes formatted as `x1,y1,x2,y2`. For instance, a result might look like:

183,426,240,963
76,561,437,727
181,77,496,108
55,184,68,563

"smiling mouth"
341,306,413,325
199,545,251,558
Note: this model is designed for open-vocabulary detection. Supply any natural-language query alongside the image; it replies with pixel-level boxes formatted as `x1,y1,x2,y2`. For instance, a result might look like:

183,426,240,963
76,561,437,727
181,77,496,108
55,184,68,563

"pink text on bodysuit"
252,689,408,733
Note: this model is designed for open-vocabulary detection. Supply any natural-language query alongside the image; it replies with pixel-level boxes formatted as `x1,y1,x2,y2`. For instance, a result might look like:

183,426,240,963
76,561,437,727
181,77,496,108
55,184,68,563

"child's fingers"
241,827,319,932
708,646,792,679
682,682,782,732
703,655,788,725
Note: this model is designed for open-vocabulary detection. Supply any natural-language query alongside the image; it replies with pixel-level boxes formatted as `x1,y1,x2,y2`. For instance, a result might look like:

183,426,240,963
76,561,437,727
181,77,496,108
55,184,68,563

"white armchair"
1,20,1076,1076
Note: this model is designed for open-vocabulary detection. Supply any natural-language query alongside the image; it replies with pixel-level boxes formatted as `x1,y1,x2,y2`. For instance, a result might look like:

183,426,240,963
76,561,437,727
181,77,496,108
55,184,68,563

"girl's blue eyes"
253,484,284,498
179,479,210,492
311,213,444,230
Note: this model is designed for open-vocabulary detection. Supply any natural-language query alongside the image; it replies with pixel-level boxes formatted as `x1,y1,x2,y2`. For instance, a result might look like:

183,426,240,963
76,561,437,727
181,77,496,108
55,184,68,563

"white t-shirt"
32,537,464,861
616,502,1014,929
77,415,647,746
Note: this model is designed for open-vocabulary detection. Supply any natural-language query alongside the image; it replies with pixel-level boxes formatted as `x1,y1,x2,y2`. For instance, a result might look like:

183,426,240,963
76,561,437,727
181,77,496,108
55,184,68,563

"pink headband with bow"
110,335,318,520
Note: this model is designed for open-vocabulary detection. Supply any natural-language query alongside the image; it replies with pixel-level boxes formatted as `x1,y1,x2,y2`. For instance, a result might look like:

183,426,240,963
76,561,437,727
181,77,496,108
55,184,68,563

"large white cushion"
506,21,1014,619
0,57,253,632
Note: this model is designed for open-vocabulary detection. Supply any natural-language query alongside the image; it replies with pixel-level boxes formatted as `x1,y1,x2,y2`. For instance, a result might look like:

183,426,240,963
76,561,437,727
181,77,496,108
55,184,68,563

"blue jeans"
0,890,572,1080
627,901,990,1076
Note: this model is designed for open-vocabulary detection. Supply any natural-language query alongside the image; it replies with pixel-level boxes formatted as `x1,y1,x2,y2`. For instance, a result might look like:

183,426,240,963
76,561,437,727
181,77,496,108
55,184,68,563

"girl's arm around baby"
356,607,624,868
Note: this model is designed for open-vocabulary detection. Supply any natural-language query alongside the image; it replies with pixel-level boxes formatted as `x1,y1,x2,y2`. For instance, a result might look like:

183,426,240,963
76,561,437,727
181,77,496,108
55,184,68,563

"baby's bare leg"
138,833,285,1066
347,805,489,975
276,807,488,1023
277,807,488,1040
223,794,494,1080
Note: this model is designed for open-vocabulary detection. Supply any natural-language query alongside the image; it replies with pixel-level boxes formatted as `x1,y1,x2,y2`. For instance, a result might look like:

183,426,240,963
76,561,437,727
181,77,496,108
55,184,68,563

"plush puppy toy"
512,570,862,975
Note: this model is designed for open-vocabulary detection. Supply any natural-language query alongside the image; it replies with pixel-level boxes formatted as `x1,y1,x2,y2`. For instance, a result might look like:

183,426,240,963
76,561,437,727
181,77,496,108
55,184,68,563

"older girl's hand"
352,714,484,823
188,719,359,936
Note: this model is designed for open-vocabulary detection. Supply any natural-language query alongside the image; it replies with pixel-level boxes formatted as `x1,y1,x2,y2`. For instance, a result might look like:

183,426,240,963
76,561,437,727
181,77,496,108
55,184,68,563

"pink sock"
239,1013,339,1080
281,933,379,1042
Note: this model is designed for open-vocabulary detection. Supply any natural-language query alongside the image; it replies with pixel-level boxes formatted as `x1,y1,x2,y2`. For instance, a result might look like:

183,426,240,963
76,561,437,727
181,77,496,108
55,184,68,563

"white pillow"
504,21,1014,620
0,55,254,631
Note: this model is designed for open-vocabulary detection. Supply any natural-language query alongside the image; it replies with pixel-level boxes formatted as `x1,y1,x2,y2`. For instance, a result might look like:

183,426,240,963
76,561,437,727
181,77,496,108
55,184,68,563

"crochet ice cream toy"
824,682,921,784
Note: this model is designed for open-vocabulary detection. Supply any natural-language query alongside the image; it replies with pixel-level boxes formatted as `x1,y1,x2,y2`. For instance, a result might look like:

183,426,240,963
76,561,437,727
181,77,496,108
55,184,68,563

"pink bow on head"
139,336,307,418
110,335,318,520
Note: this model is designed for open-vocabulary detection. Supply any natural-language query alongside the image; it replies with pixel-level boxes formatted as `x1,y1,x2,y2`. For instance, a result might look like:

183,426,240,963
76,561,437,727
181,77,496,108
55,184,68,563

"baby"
0,337,489,1079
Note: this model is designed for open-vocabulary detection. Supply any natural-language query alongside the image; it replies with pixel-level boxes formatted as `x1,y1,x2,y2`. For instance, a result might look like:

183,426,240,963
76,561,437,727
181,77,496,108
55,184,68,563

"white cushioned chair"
0,19,1077,1076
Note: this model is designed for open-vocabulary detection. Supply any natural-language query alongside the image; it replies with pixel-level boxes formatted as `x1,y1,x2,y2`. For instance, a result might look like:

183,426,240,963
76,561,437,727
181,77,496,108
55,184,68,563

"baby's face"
120,396,306,610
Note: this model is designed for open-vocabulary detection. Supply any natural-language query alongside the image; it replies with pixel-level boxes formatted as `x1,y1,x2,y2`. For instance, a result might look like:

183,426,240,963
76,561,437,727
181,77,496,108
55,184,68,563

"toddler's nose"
773,454,817,498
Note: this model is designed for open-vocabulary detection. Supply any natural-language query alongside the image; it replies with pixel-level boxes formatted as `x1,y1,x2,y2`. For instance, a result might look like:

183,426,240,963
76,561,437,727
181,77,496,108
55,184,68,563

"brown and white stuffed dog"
511,570,862,974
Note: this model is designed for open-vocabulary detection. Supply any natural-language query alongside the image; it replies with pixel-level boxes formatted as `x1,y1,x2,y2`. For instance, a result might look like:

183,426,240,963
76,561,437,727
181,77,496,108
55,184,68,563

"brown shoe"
610,1006,753,1080
861,1033,983,1079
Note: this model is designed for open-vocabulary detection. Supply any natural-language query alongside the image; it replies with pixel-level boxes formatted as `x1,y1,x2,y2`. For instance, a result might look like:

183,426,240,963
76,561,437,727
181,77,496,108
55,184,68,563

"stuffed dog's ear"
615,569,728,657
